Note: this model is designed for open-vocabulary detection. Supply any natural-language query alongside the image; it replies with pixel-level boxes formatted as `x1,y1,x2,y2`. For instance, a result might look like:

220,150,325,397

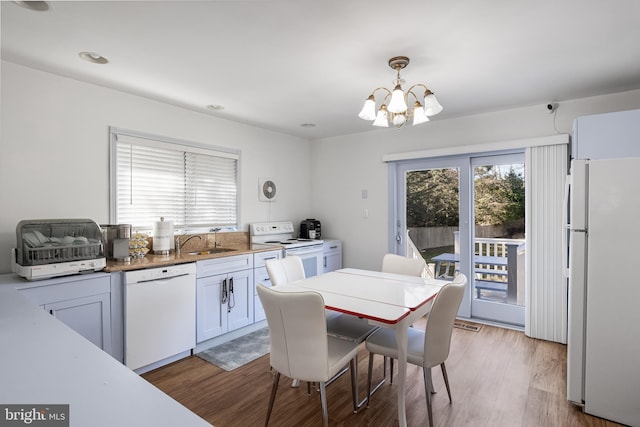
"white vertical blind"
525,143,568,343
111,129,239,232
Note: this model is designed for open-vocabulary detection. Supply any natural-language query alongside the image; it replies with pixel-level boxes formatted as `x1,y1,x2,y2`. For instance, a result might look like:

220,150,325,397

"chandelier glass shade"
358,56,442,128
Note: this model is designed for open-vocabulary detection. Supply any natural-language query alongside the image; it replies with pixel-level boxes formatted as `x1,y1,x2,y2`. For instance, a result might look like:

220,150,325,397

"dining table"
273,267,447,427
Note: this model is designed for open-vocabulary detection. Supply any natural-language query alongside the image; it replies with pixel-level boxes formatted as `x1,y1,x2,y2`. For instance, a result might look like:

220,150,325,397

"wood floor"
143,321,623,427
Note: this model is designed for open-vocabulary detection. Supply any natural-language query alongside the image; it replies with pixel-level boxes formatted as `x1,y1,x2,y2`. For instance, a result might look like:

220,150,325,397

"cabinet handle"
330,245,338,249
228,277,236,309
49,309,53,316
263,256,277,261
323,256,327,268
221,278,228,304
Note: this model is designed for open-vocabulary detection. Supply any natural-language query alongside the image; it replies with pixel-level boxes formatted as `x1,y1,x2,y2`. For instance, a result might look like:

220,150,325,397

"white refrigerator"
566,157,640,423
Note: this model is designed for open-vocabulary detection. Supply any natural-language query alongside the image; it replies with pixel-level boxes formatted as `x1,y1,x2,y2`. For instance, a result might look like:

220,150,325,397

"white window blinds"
110,128,239,232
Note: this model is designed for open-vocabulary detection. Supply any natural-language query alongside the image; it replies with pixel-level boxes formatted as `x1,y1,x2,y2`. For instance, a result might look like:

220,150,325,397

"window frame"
109,127,241,233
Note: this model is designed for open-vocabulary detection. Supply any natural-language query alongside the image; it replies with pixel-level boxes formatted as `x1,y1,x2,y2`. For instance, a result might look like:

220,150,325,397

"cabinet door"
196,274,226,342
45,293,112,353
323,241,342,273
253,266,273,322
226,269,253,332
324,252,342,273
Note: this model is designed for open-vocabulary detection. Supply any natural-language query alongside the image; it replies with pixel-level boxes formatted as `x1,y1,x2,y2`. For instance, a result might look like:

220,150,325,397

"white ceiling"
3,0,640,140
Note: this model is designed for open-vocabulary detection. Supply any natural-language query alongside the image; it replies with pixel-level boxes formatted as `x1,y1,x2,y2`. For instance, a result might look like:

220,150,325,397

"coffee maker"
299,218,321,239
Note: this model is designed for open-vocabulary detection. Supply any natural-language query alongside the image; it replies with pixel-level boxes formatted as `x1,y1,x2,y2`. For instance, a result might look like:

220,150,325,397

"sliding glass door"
470,154,525,326
392,157,472,317
390,152,525,326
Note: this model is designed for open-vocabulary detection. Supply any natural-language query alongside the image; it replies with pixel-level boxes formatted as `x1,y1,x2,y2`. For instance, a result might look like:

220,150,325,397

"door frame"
388,157,473,318
469,153,525,326
388,148,525,323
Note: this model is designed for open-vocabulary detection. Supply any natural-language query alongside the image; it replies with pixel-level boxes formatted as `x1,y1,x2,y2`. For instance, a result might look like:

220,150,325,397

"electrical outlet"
361,189,368,199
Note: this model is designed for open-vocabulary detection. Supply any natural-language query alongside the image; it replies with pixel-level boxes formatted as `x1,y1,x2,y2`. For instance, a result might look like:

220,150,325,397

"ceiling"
3,1,640,140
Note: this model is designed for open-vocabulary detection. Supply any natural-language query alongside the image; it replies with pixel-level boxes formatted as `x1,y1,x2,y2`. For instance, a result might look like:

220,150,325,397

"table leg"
395,317,409,427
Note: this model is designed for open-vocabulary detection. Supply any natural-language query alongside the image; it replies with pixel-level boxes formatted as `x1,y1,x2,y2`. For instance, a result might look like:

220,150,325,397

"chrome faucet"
209,227,222,248
176,234,202,255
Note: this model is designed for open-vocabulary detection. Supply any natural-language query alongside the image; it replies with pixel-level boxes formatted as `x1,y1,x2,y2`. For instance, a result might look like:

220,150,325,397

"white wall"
3,60,640,275
311,90,640,270
0,61,312,273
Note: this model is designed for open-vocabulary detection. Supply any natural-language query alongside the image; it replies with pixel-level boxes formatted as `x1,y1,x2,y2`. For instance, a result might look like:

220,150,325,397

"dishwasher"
125,263,196,373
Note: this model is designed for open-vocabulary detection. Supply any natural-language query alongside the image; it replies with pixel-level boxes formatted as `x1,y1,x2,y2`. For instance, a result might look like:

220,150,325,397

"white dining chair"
365,274,467,427
257,284,359,427
265,256,378,384
381,253,429,277
381,253,431,385
265,255,306,286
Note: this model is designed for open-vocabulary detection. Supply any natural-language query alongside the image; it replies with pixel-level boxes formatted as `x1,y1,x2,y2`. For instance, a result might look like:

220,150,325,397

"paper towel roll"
153,218,173,254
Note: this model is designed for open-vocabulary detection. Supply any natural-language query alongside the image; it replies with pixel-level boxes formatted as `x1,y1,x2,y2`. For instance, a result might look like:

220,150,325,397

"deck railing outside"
408,231,525,305
405,233,434,278
472,237,525,305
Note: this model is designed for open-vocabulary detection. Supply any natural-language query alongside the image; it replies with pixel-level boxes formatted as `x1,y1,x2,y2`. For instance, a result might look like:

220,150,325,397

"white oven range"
250,221,324,278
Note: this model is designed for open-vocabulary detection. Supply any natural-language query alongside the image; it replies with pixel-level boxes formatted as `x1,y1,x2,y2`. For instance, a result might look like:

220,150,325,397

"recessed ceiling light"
300,123,316,128
206,105,225,111
12,1,50,12
78,51,109,64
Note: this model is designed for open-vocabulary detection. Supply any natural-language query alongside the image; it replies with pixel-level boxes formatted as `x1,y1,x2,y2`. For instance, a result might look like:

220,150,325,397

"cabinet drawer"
253,250,282,268
19,274,111,306
323,240,342,252
197,254,253,278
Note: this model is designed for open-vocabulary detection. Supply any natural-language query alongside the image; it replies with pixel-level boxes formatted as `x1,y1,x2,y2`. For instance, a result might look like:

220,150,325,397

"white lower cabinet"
45,293,111,351
196,255,254,343
18,273,113,355
323,240,342,273
253,249,282,322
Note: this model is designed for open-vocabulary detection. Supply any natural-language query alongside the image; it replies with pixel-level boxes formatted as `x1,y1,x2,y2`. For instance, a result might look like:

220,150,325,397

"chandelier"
358,56,442,128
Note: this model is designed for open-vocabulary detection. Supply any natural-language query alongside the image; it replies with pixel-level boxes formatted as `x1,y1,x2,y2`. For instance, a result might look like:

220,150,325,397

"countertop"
0,280,211,426
0,235,281,425
104,243,281,272
0,238,282,427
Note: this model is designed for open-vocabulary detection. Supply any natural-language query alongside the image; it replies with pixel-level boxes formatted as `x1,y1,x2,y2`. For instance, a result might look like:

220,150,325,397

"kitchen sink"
187,248,236,256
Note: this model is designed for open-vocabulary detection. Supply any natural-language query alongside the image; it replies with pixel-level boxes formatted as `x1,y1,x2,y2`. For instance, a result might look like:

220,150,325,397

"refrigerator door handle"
563,175,572,278
563,174,571,227
563,226,570,278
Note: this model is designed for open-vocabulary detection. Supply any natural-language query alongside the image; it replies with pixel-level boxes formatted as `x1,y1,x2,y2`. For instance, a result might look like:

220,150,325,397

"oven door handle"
286,246,323,256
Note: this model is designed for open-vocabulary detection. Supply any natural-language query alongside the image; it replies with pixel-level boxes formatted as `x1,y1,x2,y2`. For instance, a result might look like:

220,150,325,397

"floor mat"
196,327,270,371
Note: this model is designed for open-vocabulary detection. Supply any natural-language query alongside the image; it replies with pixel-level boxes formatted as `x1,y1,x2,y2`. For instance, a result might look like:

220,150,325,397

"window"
109,127,239,232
